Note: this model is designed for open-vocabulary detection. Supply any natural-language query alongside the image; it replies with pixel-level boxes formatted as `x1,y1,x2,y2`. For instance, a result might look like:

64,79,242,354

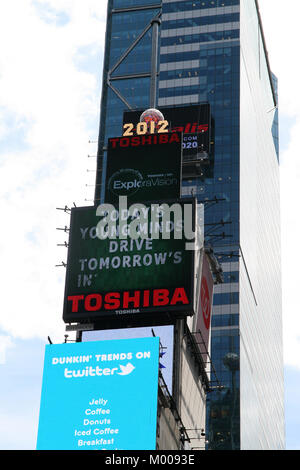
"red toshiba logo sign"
109,132,181,149
200,276,211,330
67,287,190,314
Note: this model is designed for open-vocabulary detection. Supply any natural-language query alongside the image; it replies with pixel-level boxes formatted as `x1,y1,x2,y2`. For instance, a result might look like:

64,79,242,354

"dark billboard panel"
123,103,212,160
37,338,159,450
63,199,197,324
105,132,182,205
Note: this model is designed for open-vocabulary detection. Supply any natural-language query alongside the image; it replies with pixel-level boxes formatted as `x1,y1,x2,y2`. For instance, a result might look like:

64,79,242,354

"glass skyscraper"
95,0,285,450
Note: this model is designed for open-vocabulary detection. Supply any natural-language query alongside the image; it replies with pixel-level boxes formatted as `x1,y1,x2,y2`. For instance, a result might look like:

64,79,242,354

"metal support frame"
150,18,161,108
186,326,223,394
157,370,191,448
95,4,162,204
107,12,161,111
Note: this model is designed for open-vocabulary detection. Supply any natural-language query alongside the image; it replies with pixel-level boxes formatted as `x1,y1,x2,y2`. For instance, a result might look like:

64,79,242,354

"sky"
0,0,299,450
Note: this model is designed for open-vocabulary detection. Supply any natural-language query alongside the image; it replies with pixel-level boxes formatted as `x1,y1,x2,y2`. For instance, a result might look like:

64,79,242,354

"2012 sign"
123,120,169,136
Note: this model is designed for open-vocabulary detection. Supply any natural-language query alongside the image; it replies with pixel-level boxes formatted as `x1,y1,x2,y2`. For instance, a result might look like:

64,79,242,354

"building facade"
95,0,285,450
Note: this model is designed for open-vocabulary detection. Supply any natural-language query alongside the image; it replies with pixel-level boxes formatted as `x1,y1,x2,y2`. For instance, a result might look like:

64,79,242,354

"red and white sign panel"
195,253,214,365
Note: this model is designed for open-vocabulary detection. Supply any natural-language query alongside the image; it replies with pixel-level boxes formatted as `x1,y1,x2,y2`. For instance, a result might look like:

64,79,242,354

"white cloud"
280,129,300,369
0,1,107,344
259,0,300,119
259,0,300,368
0,335,14,364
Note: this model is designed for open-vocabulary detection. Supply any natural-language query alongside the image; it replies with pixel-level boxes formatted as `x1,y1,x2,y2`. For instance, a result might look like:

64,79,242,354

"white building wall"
239,0,285,450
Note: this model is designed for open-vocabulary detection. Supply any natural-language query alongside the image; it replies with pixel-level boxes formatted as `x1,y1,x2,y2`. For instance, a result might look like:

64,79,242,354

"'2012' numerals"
123,120,169,136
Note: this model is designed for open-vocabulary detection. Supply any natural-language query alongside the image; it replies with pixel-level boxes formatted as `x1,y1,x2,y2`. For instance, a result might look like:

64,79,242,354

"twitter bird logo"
117,363,135,376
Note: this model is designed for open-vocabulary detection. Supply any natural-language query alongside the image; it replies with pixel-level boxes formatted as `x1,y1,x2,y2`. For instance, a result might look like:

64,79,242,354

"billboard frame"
62,197,198,326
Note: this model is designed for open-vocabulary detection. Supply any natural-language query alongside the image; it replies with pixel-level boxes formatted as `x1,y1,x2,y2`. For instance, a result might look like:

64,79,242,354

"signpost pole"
150,18,161,109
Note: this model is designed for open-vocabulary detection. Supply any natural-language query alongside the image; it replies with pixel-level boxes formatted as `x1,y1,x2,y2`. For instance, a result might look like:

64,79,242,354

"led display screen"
123,103,211,158
62,199,197,324
105,132,182,205
36,337,159,450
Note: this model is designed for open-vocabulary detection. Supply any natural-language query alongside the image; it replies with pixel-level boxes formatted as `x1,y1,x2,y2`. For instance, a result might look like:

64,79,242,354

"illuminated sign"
105,132,182,205
36,338,160,450
123,120,169,136
67,287,190,315
62,200,197,324
123,104,212,157
122,108,169,136
109,132,179,148
194,253,214,364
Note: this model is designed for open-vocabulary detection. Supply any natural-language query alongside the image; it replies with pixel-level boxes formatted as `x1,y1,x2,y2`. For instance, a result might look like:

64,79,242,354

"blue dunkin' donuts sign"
36,337,159,450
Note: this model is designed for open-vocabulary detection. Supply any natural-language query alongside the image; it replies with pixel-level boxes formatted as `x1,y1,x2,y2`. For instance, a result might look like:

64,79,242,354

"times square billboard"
62,106,207,326
36,337,159,450
105,131,182,205
122,103,213,176
194,252,214,365
62,198,199,325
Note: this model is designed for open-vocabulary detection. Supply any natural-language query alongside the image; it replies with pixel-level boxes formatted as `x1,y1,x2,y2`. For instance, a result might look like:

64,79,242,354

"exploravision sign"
105,132,182,204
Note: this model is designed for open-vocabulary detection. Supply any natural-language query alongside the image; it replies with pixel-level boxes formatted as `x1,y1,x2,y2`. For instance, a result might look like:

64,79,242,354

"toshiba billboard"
123,103,211,159
62,199,198,325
